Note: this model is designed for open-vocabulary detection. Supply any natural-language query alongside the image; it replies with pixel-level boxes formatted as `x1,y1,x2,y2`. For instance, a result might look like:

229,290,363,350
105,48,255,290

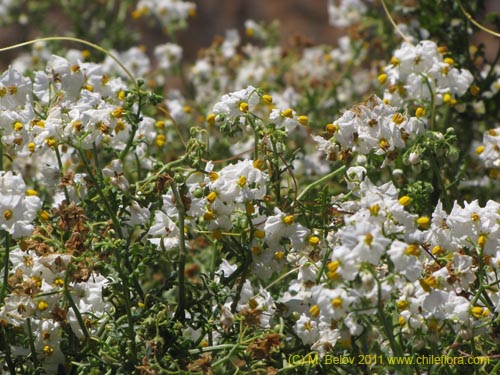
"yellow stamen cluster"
420,275,437,291
378,138,390,151
238,175,247,187
369,204,380,216
281,108,293,118
443,93,456,106
326,123,338,133
208,171,219,181
397,300,409,311
404,244,421,257
377,73,388,84
253,159,264,170
309,304,320,317
478,234,487,248
262,94,273,105
415,107,426,118
3,210,13,220
111,106,125,118
392,113,404,125
239,102,249,113
45,137,57,147
432,245,445,256
274,251,285,261
37,300,49,311
297,115,308,126
40,210,51,221
308,236,320,246
331,297,343,309
156,134,166,147
283,215,294,225
416,216,430,229
327,260,339,279
43,345,54,356
206,113,216,125
207,191,217,203
471,306,490,319
253,229,265,239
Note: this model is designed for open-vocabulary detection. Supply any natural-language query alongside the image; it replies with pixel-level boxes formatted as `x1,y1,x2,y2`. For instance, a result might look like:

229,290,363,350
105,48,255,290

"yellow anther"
405,244,421,256
331,297,343,309
237,175,247,187
37,300,49,311
254,229,265,239
297,115,309,126
239,102,249,113
281,108,293,118
208,171,219,181
377,73,388,84
417,216,430,229
262,94,273,104
207,191,217,203
308,236,320,246
156,134,166,147
309,304,320,317
206,113,216,125
415,107,426,118
392,113,405,125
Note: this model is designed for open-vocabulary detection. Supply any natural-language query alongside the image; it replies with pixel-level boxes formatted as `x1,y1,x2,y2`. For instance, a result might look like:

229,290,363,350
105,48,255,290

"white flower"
0,171,42,238
327,0,367,28
212,86,260,120
294,314,319,345
148,211,180,250
264,208,310,251
387,240,424,282
312,285,355,321
154,43,183,71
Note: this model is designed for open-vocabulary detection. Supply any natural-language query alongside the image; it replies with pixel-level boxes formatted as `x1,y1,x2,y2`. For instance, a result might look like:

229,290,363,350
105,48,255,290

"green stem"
77,148,123,238
26,318,39,368
0,327,15,374
429,152,452,212
189,343,246,355
296,165,347,202
271,139,281,202
135,154,188,193
0,232,10,306
54,145,70,204
422,75,436,131
171,180,187,322
110,244,137,366
63,265,90,340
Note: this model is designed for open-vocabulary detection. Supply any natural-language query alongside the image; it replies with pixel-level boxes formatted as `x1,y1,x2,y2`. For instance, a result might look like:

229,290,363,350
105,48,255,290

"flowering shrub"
0,0,500,374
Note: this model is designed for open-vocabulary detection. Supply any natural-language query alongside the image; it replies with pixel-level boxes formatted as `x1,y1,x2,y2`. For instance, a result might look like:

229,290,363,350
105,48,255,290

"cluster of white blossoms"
209,85,311,140
313,95,426,164
378,40,474,107
327,0,371,28
476,127,500,170
0,248,110,372
283,168,499,355
133,0,196,31
0,171,41,238
0,55,133,155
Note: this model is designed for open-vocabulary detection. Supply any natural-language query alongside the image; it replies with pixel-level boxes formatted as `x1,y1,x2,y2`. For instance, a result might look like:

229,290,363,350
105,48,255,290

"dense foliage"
1,0,500,374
